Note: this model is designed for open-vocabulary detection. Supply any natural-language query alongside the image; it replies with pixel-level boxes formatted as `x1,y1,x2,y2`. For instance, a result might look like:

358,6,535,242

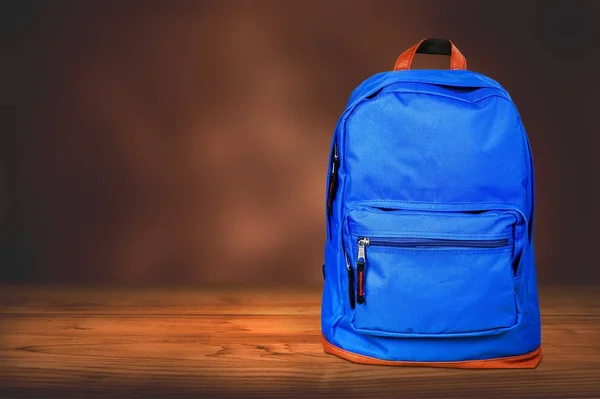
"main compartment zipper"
355,236,510,305
326,142,339,217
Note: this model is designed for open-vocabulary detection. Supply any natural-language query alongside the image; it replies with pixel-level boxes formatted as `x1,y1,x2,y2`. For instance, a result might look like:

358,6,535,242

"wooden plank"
0,285,597,316
0,286,599,398
0,286,322,315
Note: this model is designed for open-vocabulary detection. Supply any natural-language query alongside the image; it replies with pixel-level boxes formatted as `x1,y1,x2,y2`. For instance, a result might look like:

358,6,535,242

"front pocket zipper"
356,236,510,305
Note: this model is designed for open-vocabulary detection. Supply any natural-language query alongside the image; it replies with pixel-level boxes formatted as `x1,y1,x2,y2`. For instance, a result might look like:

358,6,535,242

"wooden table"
1,285,598,398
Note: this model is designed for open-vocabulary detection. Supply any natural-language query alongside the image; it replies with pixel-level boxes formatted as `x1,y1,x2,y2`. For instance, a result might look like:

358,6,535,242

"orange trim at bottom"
321,334,542,369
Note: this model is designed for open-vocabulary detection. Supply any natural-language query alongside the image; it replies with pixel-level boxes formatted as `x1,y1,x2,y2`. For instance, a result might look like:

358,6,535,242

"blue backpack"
321,39,541,368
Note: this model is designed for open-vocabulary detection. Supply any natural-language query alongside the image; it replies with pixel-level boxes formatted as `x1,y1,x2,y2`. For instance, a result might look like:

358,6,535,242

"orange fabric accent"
321,334,542,369
394,39,467,71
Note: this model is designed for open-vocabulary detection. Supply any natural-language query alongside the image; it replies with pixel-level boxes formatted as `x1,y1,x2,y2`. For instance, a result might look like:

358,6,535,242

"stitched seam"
372,89,513,105
323,335,541,364
353,322,516,337
349,209,515,219
352,200,520,206
351,231,510,237
354,247,512,254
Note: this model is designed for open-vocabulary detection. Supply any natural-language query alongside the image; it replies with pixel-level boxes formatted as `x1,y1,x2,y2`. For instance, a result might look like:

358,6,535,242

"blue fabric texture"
322,69,541,362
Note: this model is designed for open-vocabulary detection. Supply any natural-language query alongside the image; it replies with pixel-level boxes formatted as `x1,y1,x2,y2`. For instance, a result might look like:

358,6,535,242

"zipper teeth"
367,237,510,249
343,250,355,309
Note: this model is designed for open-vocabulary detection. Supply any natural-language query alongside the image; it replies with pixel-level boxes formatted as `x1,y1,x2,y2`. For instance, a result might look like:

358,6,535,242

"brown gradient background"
2,0,599,286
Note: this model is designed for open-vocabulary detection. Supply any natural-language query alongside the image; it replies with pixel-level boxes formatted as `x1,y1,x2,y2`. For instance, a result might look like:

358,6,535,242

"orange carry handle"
394,38,467,71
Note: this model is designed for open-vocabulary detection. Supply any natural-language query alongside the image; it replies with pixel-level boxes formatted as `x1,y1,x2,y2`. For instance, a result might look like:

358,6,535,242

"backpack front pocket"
345,207,523,337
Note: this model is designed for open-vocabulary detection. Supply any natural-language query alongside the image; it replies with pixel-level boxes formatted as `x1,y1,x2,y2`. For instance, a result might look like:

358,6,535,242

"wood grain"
0,285,599,398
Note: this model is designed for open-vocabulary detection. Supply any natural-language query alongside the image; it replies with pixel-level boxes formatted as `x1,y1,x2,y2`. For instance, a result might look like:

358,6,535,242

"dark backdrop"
2,0,599,285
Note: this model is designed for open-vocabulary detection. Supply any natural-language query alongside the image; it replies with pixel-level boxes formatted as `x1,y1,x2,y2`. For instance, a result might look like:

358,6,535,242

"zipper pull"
326,143,339,216
356,238,369,304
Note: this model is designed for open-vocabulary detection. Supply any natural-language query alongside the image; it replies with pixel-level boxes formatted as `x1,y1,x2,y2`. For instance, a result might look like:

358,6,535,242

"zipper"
326,142,339,216
344,250,355,309
366,237,509,249
355,236,509,305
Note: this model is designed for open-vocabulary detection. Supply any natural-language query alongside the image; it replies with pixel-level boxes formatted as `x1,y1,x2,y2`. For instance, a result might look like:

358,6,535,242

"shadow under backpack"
321,38,542,368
